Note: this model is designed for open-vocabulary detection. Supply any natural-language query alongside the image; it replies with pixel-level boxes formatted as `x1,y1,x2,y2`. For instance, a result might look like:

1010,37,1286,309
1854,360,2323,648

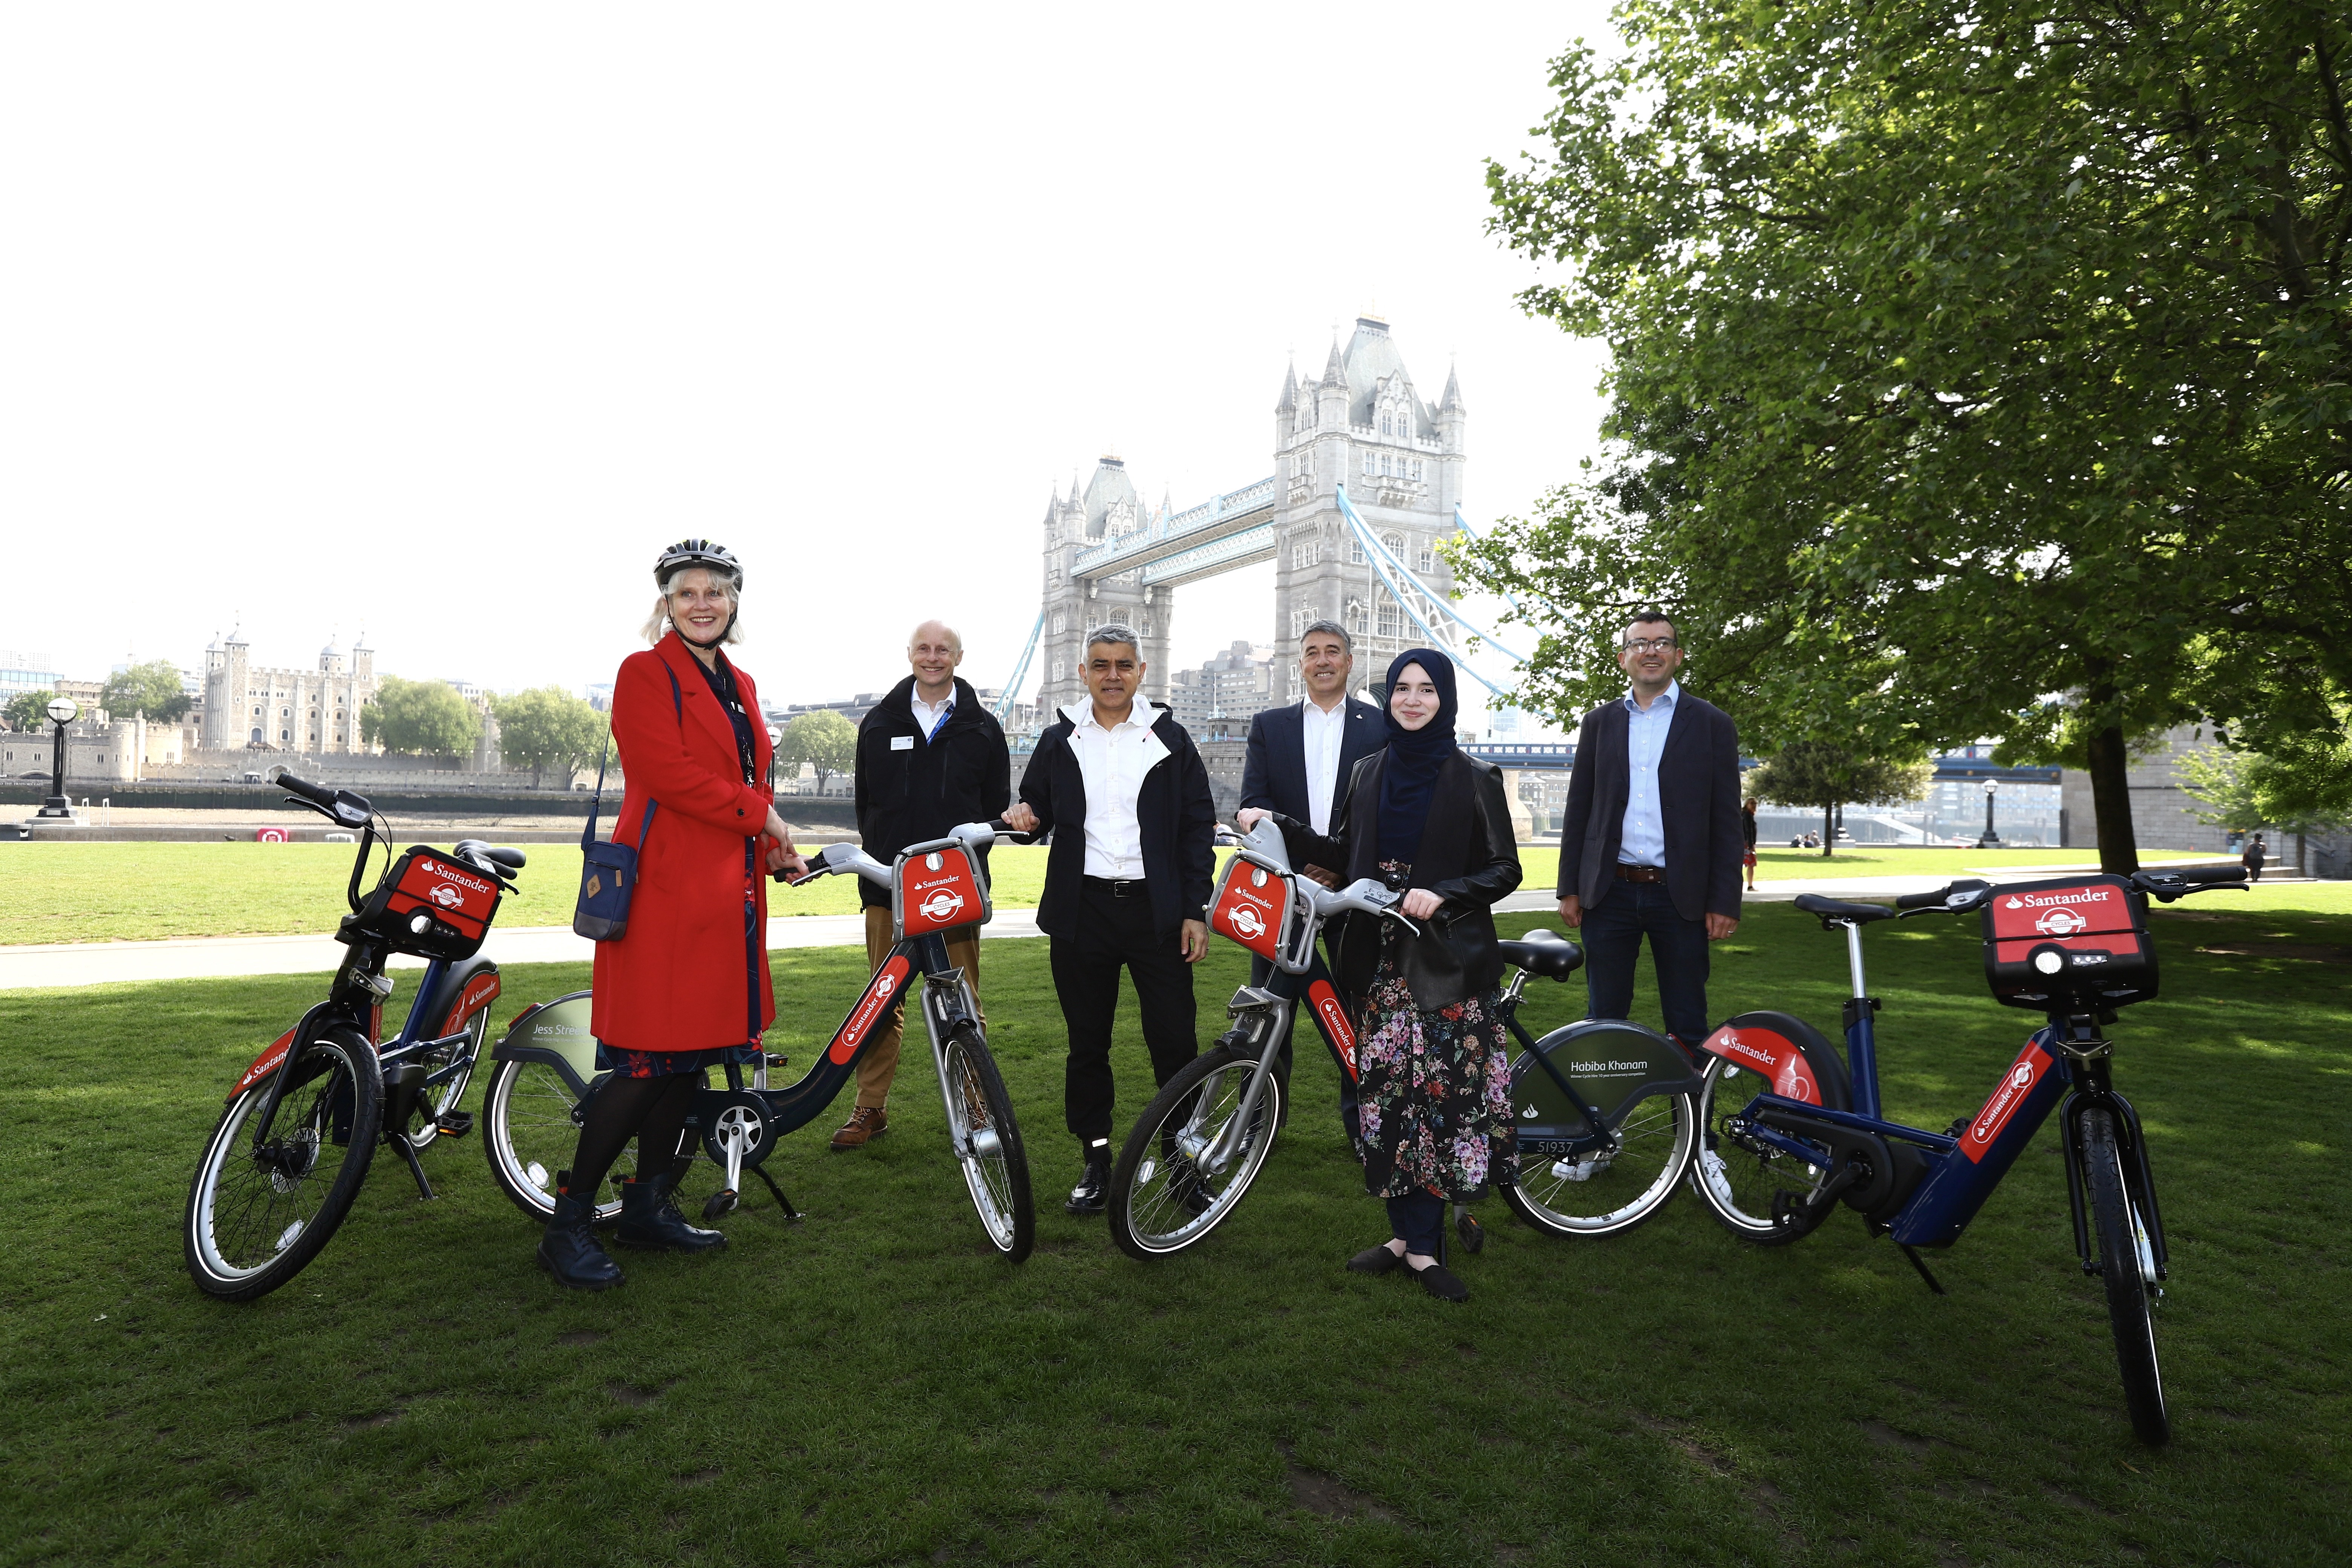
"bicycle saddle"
1792,893,1897,924
1498,928,1584,979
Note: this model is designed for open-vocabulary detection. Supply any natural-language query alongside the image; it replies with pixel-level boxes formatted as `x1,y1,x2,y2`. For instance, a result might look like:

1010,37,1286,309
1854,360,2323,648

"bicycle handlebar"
270,769,373,831
1895,877,1993,912
2131,864,2248,902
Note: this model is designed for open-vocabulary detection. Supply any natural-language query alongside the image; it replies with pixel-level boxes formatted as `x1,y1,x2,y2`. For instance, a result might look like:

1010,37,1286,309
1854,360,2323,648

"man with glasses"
1555,609,1743,1051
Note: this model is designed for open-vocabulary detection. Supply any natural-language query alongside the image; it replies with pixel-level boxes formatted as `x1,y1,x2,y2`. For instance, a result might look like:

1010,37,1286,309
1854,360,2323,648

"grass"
0,843,1563,946
1752,845,2216,881
4,899,2347,1565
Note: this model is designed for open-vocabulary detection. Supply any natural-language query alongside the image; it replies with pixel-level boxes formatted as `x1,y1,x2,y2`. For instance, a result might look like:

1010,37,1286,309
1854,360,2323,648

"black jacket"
1279,750,1522,1012
1556,688,1743,922
1020,701,1216,940
1238,695,1387,831
853,677,1012,910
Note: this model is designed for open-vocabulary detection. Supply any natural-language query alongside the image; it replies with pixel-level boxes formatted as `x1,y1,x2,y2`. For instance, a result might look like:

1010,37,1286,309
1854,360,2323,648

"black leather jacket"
1276,751,1522,1012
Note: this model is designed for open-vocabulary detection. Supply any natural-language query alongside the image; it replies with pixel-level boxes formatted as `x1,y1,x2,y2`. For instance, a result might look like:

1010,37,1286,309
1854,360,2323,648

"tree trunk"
1822,802,1834,856
2084,717,2140,876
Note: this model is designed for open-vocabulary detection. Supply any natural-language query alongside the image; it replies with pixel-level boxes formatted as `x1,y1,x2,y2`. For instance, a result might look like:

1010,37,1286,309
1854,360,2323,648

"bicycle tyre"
1689,1056,1839,1246
184,1027,382,1302
1501,1021,1698,1239
479,1056,622,1226
2083,1108,2169,1445
940,1027,1034,1262
1108,1044,1283,1262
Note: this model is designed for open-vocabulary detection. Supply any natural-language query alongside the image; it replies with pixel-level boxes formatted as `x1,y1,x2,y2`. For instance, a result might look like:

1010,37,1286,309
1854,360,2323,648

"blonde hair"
642,567,743,647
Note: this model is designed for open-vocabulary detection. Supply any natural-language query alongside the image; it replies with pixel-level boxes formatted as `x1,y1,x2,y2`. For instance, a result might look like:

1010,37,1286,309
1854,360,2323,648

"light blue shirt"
1617,679,1679,867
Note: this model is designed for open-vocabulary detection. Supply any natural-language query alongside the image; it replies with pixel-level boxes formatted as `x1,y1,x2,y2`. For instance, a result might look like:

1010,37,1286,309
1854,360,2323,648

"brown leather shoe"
829,1105,888,1152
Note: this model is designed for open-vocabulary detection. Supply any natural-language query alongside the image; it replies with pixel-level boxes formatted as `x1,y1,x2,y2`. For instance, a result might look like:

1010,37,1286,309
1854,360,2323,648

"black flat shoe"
1065,1149,1110,1217
1347,1244,1406,1275
1409,1261,1468,1302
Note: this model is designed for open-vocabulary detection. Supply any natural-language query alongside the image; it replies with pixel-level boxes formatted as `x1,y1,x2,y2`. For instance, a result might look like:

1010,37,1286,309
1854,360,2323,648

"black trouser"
1582,877,1712,1047
1052,878,1200,1144
1250,949,1361,1142
1386,1190,1446,1256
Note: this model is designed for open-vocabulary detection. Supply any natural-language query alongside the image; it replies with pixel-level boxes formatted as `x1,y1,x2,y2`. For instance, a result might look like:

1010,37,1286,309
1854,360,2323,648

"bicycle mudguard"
228,1001,340,1101
1698,1011,1851,1111
413,955,502,1041
1891,1031,2069,1250
1513,1019,1701,1156
491,991,598,1096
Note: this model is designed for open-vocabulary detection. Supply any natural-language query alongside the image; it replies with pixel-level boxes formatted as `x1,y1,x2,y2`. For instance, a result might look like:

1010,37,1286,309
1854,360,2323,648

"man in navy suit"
1556,609,1743,1050
1239,619,1386,1138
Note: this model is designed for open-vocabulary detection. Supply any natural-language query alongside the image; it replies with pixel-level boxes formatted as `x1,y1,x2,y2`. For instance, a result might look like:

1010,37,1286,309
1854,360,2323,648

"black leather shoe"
1065,1148,1111,1216
538,1174,624,1290
616,1170,728,1253
1347,1243,1406,1276
1410,1261,1469,1302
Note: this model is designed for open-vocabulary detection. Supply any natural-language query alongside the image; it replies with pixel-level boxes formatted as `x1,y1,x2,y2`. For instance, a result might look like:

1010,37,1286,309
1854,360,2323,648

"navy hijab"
1375,648,1459,864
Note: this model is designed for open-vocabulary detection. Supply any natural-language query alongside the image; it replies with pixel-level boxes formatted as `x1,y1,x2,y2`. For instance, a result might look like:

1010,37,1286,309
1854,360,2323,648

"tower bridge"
1013,315,1477,724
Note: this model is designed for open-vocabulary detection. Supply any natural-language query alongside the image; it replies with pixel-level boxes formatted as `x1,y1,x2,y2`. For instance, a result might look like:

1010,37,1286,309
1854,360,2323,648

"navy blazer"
1239,696,1386,828
1556,689,1743,923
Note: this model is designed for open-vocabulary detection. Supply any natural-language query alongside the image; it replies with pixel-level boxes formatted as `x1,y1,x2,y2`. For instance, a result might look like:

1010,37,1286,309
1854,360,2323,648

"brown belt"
1612,863,1665,884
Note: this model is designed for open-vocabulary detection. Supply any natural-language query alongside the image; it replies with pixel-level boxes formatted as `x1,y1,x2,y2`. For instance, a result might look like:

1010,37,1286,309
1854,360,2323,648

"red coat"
590,633,777,1052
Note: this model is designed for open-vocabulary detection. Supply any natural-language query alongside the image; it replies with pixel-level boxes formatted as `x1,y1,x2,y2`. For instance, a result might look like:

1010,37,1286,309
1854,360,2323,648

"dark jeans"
1581,879,1712,1047
1250,949,1362,1142
1386,1189,1446,1256
1052,878,1200,1144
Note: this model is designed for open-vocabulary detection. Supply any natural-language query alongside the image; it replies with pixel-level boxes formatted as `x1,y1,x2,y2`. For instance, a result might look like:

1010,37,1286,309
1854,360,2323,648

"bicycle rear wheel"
480,1056,622,1225
1688,1057,1837,1245
939,1027,1034,1262
2082,1108,2168,1444
184,1027,382,1302
1502,1020,1697,1239
1109,1044,1283,1261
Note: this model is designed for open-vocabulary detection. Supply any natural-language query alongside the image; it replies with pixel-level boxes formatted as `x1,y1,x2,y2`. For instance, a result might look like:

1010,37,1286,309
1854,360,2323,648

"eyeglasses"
1621,637,1680,654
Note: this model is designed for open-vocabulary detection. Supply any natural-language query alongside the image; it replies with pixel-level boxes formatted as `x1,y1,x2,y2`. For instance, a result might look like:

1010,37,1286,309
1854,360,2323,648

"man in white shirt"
1003,625,1217,1215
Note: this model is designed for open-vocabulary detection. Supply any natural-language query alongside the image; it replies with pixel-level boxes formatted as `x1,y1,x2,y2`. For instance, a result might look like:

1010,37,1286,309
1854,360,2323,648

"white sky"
0,3,1614,710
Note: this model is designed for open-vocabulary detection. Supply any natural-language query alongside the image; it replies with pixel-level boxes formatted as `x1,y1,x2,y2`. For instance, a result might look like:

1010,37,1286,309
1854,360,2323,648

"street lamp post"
36,696,79,818
1975,778,2002,849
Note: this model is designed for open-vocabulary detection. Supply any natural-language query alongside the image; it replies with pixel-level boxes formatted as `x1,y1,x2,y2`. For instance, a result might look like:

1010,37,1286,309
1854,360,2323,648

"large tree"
101,659,192,724
776,710,858,792
492,686,607,788
4,691,57,734
361,677,481,759
1462,0,2352,873
1746,744,1936,857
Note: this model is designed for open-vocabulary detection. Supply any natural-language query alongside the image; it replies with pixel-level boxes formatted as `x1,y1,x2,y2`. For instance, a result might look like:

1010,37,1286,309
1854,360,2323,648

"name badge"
891,736,915,751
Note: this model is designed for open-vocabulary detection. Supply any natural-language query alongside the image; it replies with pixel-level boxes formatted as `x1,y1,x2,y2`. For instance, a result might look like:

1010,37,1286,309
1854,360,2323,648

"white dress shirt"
1300,695,1351,835
1617,678,1679,868
909,691,955,741
1065,700,1167,880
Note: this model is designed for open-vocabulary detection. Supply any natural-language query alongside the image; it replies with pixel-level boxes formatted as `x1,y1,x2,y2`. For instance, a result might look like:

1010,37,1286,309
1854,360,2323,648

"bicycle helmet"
653,539,743,591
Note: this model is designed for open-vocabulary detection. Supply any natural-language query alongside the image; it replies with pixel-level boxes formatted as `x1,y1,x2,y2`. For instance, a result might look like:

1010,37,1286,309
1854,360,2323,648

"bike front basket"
350,845,504,961
1980,874,2156,1014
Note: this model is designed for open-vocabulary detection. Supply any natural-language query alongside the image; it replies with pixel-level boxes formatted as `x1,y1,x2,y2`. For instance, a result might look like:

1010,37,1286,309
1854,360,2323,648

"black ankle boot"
1065,1145,1111,1216
617,1170,728,1253
538,1173,624,1290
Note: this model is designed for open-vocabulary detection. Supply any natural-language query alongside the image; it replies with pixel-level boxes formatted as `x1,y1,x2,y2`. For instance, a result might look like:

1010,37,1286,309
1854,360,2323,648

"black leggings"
566,1075,697,1197
1386,1189,1446,1257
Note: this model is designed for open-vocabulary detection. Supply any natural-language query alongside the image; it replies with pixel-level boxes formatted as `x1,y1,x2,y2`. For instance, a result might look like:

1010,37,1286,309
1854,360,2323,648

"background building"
1165,641,1274,740
201,630,379,752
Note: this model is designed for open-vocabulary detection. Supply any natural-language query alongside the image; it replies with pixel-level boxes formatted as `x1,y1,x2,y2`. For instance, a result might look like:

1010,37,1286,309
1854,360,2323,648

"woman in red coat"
540,539,807,1290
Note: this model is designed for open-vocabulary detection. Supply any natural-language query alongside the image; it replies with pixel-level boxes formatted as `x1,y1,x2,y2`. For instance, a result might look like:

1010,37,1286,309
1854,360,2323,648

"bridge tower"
1271,315,1465,700
1037,456,1176,716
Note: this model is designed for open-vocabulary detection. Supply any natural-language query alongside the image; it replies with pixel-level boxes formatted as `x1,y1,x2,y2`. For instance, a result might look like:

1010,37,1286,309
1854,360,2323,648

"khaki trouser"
856,906,982,1110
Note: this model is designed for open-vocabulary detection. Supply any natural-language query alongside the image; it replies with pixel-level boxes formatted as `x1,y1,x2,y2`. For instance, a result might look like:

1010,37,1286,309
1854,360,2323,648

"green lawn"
4,900,2346,1564
0,843,1562,945
1752,845,2217,881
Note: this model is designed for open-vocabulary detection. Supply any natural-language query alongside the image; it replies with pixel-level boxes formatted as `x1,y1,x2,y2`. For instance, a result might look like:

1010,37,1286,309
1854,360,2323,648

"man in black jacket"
1002,623,1215,1215
1556,610,1743,1049
838,619,1011,1150
1238,618,1384,1137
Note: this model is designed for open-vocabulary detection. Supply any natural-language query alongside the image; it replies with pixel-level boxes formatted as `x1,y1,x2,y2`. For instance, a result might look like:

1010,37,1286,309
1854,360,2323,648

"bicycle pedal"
764,1052,790,1069
434,1111,474,1138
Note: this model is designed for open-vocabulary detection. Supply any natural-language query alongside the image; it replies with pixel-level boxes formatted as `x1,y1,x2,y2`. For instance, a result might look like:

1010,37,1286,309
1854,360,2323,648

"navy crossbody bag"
573,666,681,942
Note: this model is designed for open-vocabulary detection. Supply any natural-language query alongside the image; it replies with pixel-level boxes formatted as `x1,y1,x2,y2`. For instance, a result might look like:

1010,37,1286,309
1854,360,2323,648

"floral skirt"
1353,949,1517,1203
594,1041,764,1081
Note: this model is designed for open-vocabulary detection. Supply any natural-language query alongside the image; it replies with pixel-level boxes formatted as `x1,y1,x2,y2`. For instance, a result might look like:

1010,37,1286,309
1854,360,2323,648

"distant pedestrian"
2243,833,2267,883
1741,798,1759,892
1555,610,1743,1052
835,620,1011,1151
1001,625,1216,1217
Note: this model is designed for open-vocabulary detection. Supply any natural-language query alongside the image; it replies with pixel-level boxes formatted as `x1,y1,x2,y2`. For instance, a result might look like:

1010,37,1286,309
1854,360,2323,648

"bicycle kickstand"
752,1163,801,1222
387,1130,436,1201
1897,1243,1946,1296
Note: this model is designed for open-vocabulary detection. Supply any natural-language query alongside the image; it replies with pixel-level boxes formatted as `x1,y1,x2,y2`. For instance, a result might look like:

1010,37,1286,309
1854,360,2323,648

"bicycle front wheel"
1688,1057,1836,1245
1109,1044,1283,1261
184,1027,382,1302
940,1027,1034,1262
2083,1108,2168,1444
480,1056,622,1225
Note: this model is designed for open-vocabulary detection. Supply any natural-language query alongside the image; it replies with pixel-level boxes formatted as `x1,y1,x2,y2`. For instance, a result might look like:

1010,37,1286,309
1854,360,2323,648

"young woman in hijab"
1235,649,1522,1301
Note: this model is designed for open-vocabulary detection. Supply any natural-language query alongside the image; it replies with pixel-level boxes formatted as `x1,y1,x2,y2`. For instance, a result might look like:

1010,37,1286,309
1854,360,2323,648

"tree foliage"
777,710,857,790
1461,0,2352,875
2182,700,2352,831
101,660,192,724
4,691,58,734
492,686,607,788
361,677,481,759
1746,743,1935,855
